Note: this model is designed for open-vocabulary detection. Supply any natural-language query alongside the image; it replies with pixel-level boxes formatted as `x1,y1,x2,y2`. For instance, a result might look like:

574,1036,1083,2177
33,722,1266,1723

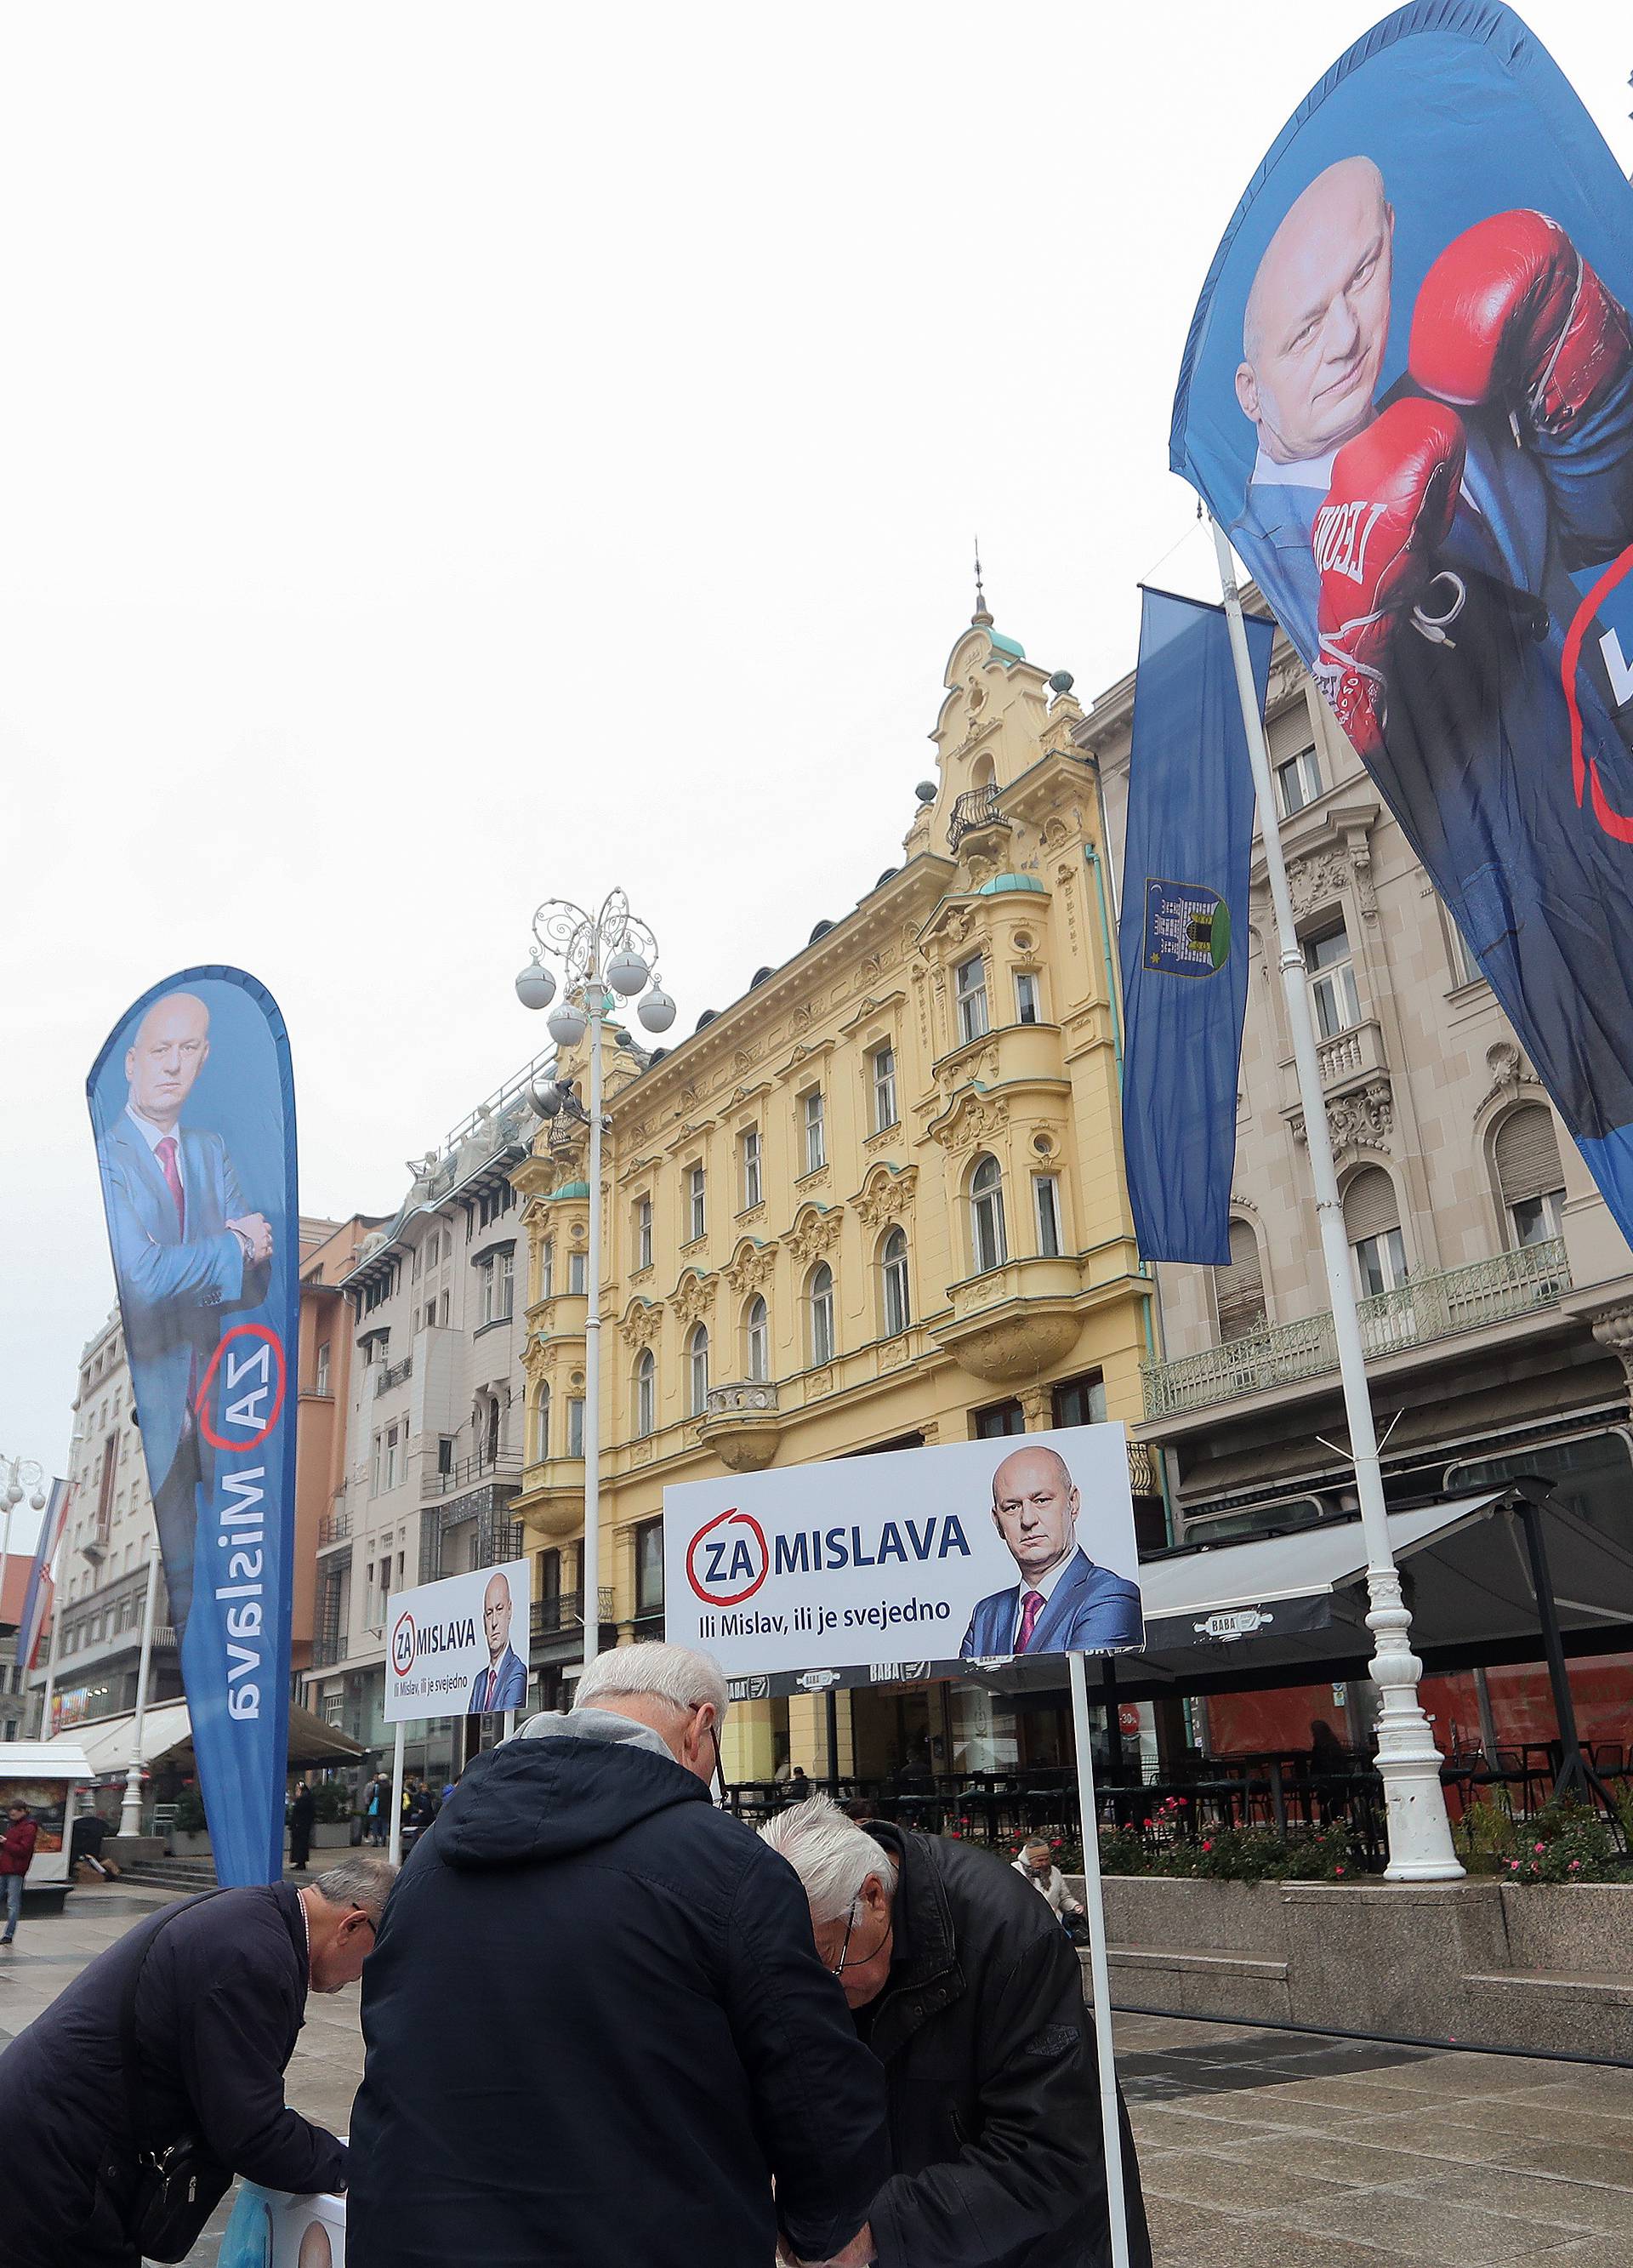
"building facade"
1084,622,1633,1755
514,601,1165,1781
303,1068,548,1784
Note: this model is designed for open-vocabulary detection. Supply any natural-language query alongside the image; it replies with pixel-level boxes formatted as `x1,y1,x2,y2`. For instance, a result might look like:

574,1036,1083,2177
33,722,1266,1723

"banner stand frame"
1069,1650,1129,2268
388,1723,406,1868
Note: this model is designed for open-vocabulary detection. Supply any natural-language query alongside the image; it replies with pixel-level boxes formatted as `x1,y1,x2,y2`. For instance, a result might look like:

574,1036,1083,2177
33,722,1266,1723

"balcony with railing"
430,1448,524,1498
374,1353,413,1398
317,1511,351,1550
1142,1238,1572,1421
947,784,1010,852
529,1587,616,1644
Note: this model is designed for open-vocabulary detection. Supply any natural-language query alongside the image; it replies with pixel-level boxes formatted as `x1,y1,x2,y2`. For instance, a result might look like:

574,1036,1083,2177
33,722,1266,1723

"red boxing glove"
1409,208,1633,436
1312,397,1465,759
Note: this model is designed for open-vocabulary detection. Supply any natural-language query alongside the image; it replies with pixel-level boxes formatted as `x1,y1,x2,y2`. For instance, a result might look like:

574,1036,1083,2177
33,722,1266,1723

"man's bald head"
990,1445,1081,1584
483,1570,514,1659
1238,156,1393,464
124,991,211,1129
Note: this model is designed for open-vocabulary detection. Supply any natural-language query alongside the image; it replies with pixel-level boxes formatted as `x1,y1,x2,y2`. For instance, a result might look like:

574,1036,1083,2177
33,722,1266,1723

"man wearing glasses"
761,1794,1151,2268
0,1854,392,2265
348,1642,887,2268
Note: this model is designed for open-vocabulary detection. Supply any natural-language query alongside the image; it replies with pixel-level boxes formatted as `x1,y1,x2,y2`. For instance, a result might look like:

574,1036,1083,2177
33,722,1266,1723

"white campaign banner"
384,1557,532,1724
663,1423,1141,1688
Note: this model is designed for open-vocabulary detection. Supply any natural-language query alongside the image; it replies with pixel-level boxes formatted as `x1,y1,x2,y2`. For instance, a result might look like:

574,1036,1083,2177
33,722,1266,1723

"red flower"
1201,1839,1213,1853
1334,1866,1345,1878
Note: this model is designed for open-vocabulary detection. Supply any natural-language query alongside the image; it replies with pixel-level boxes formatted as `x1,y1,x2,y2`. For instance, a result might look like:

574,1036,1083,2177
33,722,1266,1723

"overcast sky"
2,3,1628,1558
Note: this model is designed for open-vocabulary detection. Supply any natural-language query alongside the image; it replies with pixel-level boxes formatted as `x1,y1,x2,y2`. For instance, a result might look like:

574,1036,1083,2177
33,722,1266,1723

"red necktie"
156,1137,186,1237
485,1669,497,1712
1016,1590,1044,1653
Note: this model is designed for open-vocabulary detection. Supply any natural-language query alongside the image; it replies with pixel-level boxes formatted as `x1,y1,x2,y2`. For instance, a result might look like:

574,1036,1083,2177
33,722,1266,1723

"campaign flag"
1119,588,1272,1262
1170,0,1633,1245
87,967,298,1885
16,1479,72,1673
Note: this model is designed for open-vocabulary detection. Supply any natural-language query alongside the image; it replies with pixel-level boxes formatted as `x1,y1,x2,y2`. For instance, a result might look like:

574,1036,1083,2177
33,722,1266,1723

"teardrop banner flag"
87,966,298,1885
1170,0,1633,1244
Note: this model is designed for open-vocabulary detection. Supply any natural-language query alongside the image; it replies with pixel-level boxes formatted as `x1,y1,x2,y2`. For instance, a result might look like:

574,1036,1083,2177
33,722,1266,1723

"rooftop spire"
971,535,993,628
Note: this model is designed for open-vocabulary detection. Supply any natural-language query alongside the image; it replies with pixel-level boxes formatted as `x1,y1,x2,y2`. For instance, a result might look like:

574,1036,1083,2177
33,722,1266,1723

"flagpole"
1209,517,1461,1882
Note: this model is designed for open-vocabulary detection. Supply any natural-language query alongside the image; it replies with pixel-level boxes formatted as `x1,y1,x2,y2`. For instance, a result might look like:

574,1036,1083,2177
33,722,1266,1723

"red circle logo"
390,1611,417,1677
686,1506,770,1605
192,1323,288,1451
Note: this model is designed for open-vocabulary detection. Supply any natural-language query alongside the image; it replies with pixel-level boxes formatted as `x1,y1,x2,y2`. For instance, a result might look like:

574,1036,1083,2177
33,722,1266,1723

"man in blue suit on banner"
466,1571,528,1714
95,991,272,1640
960,1445,1143,1661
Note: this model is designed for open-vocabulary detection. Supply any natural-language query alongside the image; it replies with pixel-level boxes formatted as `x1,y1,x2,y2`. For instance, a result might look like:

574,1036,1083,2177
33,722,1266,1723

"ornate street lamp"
516,891,672,1664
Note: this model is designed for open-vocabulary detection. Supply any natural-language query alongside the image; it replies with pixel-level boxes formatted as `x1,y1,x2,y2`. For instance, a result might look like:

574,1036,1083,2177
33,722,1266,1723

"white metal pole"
40,1629,58,1741
388,1723,407,1867
0,1500,12,1734
1209,518,1461,1880
119,1547,161,1837
583,983,606,1667
1069,1651,1129,2268
503,1708,516,1742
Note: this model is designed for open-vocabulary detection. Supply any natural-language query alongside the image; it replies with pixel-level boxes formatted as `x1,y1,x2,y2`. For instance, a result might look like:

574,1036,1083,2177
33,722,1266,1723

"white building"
303,1062,546,1784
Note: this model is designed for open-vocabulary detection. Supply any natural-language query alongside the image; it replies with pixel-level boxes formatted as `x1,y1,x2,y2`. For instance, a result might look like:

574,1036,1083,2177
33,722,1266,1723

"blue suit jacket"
95,1112,270,1489
467,1646,528,1715
960,1548,1143,1661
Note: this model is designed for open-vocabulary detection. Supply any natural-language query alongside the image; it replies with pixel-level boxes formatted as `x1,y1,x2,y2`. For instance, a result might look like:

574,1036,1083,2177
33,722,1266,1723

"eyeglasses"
827,1897,892,1976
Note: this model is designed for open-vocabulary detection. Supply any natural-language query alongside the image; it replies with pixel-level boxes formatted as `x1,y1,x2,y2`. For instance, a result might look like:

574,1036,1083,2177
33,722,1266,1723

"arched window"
533,1382,551,1464
809,1263,835,1366
970,1154,1008,1274
687,1324,710,1416
881,1228,910,1337
1494,1105,1566,1248
1343,1169,1405,1296
745,1296,769,1383
1214,1220,1266,1344
634,1348,656,1439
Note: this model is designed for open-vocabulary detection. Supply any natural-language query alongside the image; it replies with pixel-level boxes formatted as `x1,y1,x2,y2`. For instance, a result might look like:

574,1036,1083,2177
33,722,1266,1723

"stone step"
1465,1966,1633,2005
120,1858,219,1891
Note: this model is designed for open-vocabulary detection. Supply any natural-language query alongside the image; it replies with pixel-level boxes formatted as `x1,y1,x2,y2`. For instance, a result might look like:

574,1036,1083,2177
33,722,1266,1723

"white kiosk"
0,1739,93,1912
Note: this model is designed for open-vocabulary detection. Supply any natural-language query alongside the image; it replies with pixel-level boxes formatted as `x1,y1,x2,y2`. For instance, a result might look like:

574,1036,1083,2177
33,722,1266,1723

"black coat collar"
861,1824,965,2061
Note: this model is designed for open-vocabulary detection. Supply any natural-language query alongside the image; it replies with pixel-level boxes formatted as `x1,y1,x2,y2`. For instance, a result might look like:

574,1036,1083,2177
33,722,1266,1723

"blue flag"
1120,589,1272,1263
87,966,298,1886
1170,0,1633,1246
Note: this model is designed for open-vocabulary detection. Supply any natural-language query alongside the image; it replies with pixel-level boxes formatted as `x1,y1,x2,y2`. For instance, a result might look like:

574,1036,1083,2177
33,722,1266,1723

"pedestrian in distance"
1014,1836,1087,1929
1,1799,38,1945
761,1793,1152,2268
788,1763,811,1800
347,1642,889,2268
363,1776,384,1847
288,1780,316,1872
0,1852,395,2267
71,1805,122,1881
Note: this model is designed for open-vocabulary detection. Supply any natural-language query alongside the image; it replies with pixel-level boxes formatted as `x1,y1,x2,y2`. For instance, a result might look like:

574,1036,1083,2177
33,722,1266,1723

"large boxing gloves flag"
1171,0,1633,1248
88,967,298,1886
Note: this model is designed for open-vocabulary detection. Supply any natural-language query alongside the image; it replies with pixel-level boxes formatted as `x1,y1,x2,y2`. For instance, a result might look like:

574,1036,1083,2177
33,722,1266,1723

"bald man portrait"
959,1445,1143,1661
94,990,273,1639
1228,153,1633,1148
465,1571,527,1714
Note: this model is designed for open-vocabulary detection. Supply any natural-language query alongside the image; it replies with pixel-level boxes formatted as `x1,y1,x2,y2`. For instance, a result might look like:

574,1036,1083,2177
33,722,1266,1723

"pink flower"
1334,1866,1345,1878
1569,1859,1583,1872
1177,1797,1188,1807
1509,1860,1522,1871
1534,1842,1545,1854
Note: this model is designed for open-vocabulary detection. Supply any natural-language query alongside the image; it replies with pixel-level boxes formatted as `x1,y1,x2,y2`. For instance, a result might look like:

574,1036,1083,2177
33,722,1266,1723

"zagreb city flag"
1119,588,1273,1263
16,1479,71,1676
1170,0,1633,1247
87,966,299,1887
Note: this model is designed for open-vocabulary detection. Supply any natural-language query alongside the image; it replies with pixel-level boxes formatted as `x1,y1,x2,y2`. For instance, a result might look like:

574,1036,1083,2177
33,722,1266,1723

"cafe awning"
48,1701,365,1777
976,1485,1633,1704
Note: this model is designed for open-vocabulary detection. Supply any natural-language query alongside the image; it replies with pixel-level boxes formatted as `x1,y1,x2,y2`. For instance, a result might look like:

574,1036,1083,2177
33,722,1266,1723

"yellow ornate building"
512,597,1163,1781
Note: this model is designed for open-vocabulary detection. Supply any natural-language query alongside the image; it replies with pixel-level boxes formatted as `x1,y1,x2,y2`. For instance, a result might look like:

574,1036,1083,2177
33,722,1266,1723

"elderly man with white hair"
761,1794,1150,2268
348,1642,887,2268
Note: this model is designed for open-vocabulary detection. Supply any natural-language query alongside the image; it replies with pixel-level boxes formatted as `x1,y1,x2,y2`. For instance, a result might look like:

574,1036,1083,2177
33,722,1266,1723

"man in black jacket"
760,1794,1152,2268
347,1642,888,2268
0,1853,393,2266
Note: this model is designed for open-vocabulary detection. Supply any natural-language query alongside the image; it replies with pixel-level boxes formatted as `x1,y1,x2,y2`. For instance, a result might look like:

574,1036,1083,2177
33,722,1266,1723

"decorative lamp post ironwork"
517,891,670,1666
